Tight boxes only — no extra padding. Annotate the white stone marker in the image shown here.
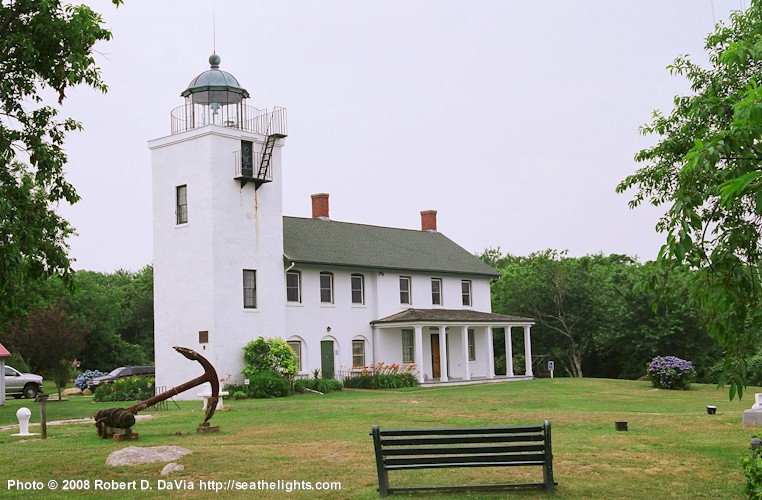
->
[12,407,36,436]
[744,393,762,425]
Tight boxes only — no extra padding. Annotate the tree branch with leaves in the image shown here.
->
[0,0,122,323]
[617,2,762,399]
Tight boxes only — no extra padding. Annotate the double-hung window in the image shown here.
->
[352,340,365,368]
[400,276,412,305]
[401,329,414,363]
[351,274,365,305]
[431,278,442,306]
[288,341,302,371]
[286,271,301,303]
[243,270,257,309]
[320,272,334,304]
[176,185,188,225]
[461,280,472,306]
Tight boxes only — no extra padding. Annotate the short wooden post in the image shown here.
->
[36,394,49,439]
[371,425,389,497]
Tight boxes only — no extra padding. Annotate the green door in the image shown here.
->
[321,340,335,379]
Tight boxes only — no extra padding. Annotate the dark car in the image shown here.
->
[4,365,44,399]
[89,365,155,389]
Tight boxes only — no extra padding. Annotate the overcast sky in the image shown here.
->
[56,0,747,272]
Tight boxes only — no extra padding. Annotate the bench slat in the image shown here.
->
[385,459,546,470]
[386,453,546,467]
[379,425,544,437]
[380,434,543,446]
[381,443,546,456]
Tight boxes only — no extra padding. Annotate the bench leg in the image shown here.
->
[371,425,389,497]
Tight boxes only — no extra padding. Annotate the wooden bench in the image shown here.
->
[370,421,555,496]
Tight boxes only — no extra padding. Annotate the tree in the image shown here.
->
[616,3,762,398]
[0,0,122,320]
[490,250,603,377]
[8,302,85,399]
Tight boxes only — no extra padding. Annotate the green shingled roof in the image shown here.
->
[283,217,499,278]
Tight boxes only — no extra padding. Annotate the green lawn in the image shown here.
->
[0,378,756,499]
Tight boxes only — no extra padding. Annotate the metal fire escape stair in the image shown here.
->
[236,107,287,189]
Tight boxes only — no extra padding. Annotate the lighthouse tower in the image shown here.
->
[148,54,287,396]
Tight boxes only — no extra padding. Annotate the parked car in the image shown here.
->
[89,365,155,390]
[3,366,44,399]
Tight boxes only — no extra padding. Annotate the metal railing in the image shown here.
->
[170,103,288,136]
[233,149,271,182]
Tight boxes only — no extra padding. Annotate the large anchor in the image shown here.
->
[94,346,220,440]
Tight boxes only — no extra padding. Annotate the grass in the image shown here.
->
[0,378,756,499]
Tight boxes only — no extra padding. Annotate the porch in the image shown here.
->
[370,309,536,385]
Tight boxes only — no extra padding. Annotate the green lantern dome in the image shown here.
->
[181,53,250,105]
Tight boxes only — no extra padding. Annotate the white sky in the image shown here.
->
[56,0,747,272]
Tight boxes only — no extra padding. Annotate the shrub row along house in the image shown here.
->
[149,54,536,397]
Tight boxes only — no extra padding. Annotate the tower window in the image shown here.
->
[176,185,188,225]
[243,269,257,309]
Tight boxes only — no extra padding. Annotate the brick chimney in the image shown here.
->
[421,210,437,231]
[311,193,330,219]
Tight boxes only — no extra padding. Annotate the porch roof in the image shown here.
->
[371,308,534,326]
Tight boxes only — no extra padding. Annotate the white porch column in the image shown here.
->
[505,326,514,377]
[486,327,495,379]
[371,326,378,366]
[414,325,424,383]
[524,325,534,377]
[439,326,448,382]
[461,326,470,381]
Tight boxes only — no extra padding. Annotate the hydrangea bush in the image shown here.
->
[647,356,696,390]
[74,370,107,390]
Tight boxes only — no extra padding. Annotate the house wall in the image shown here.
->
[150,125,285,398]
[285,267,494,376]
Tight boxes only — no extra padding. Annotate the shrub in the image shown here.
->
[232,391,247,400]
[647,356,696,390]
[741,436,762,499]
[74,370,107,390]
[343,362,419,389]
[245,370,290,398]
[242,337,298,379]
[93,376,155,402]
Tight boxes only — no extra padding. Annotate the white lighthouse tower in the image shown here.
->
[148,54,287,396]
